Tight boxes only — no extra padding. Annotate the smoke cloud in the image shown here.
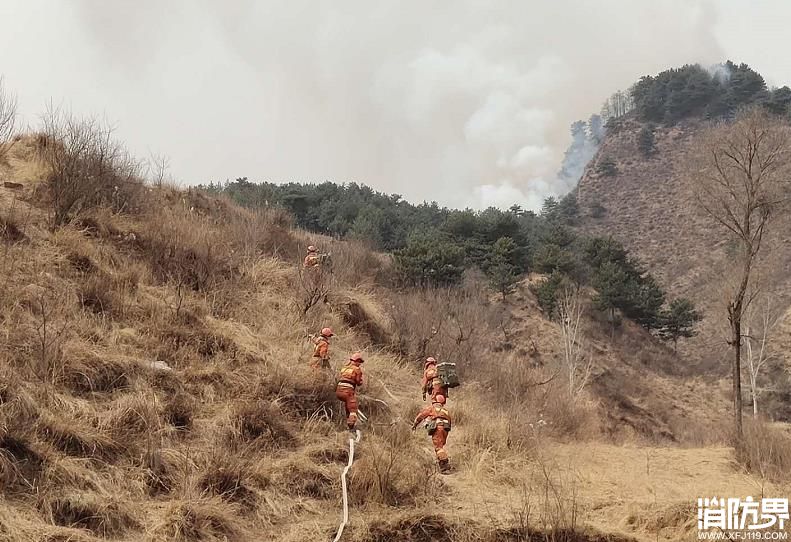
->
[0,0,756,209]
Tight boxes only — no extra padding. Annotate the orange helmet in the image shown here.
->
[349,352,364,363]
[424,357,436,367]
[433,394,446,405]
[321,327,334,337]
[307,245,317,253]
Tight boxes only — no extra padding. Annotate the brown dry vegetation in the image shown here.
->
[0,132,787,542]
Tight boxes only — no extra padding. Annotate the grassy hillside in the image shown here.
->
[576,116,791,419]
[0,135,788,542]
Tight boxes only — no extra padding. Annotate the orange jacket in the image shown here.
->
[337,362,363,388]
[413,404,451,427]
[313,337,330,359]
[421,364,442,393]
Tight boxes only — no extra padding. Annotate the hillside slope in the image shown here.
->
[577,117,791,381]
[0,137,787,542]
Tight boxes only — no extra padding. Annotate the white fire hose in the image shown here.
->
[332,427,362,542]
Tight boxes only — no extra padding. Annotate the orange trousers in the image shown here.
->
[431,426,449,462]
[335,386,358,429]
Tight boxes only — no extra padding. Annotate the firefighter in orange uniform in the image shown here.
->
[304,245,320,268]
[336,352,364,432]
[420,357,448,402]
[311,327,334,369]
[412,394,451,472]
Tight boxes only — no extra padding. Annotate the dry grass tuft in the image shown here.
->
[269,456,336,500]
[228,399,295,450]
[739,418,791,481]
[148,497,243,542]
[55,351,134,396]
[350,425,442,507]
[198,455,261,510]
[0,435,47,494]
[39,490,139,537]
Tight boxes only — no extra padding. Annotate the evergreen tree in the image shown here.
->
[486,237,522,300]
[765,86,791,116]
[533,270,573,317]
[658,298,703,350]
[596,156,618,177]
[637,124,656,157]
[393,232,465,287]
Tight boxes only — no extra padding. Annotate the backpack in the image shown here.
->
[436,362,460,389]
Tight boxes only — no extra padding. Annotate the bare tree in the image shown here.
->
[40,105,141,227]
[148,152,170,188]
[691,108,791,441]
[743,295,779,417]
[0,76,17,163]
[557,288,592,400]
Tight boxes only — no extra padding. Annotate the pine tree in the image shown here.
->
[486,237,522,300]
[637,124,656,157]
[596,156,618,177]
[658,298,703,350]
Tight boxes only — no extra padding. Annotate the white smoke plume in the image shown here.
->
[0,1,727,209]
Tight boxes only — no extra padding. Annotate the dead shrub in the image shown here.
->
[40,107,144,228]
[229,399,295,450]
[149,498,243,542]
[739,418,791,481]
[387,281,499,372]
[40,491,139,537]
[0,76,17,165]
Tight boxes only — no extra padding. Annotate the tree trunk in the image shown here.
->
[730,312,743,442]
[753,392,758,417]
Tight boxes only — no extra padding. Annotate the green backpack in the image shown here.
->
[436,362,460,389]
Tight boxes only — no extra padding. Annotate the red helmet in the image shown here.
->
[424,357,436,367]
[307,245,317,253]
[433,394,446,405]
[349,352,364,363]
[321,327,334,337]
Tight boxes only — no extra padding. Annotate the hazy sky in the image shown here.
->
[1,1,790,210]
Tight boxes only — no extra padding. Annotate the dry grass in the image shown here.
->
[739,418,791,481]
[0,128,783,542]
